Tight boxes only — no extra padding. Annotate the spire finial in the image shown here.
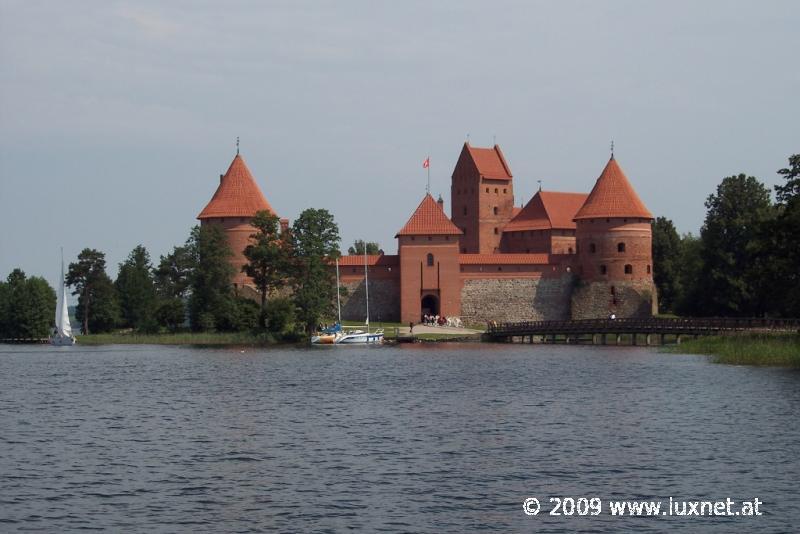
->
[537,179,542,192]
[466,133,470,144]
[610,140,614,159]
[236,137,240,155]
[493,134,496,146]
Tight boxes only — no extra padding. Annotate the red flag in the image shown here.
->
[423,157,430,169]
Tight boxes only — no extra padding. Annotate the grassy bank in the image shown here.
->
[667,333,800,367]
[76,332,278,346]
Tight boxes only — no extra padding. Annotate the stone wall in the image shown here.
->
[340,278,400,323]
[460,275,574,324]
[570,279,657,319]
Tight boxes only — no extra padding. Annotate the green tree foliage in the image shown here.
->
[155,298,186,332]
[289,208,341,332]
[242,211,291,327]
[674,233,704,316]
[187,224,236,331]
[347,239,381,255]
[115,245,157,331]
[0,269,56,338]
[651,217,682,313]
[765,154,800,316]
[67,248,119,334]
[264,297,296,334]
[696,174,775,316]
[75,273,121,333]
[153,244,195,299]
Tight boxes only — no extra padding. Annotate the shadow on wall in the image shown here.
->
[340,279,400,322]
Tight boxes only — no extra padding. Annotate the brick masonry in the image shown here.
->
[340,278,400,323]
[570,279,658,319]
[460,275,574,324]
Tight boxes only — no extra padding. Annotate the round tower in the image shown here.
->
[571,156,657,318]
[197,153,280,290]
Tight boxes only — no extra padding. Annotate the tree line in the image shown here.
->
[652,154,799,317]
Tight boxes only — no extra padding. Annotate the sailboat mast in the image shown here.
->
[335,257,341,324]
[364,245,369,329]
[55,249,64,331]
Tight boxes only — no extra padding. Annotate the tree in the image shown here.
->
[766,154,800,316]
[115,245,157,331]
[242,210,291,327]
[675,233,703,316]
[66,248,115,334]
[347,240,381,255]
[153,244,195,299]
[0,269,56,339]
[75,273,121,333]
[289,208,341,332]
[651,217,682,313]
[187,224,236,331]
[696,174,775,316]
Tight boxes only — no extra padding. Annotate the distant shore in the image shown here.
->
[667,332,800,367]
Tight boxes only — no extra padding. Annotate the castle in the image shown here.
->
[198,143,657,325]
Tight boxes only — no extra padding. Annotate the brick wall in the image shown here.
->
[460,275,574,325]
[570,279,657,319]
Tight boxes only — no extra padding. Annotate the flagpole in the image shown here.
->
[426,154,430,194]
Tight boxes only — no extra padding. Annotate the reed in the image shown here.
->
[668,333,800,367]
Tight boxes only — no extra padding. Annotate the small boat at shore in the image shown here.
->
[50,249,76,346]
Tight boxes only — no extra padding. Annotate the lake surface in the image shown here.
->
[1,343,798,533]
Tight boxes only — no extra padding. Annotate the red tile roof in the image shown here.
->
[197,154,275,219]
[396,194,463,236]
[466,143,512,180]
[504,191,588,231]
[573,157,653,220]
[337,255,399,266]
[459,253,550,265]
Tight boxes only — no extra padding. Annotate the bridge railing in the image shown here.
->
[487,317,800,336]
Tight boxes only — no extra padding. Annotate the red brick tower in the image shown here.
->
[571,156,656,318]
[396,194,463,324]
[450,143,514,254]
[197,153,282,289]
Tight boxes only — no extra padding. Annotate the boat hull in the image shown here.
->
[50,335,76,346]
[336,332,384,344]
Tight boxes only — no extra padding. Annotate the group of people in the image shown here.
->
[421,315,463,328]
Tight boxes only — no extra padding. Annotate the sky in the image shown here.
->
[1,0,798,293]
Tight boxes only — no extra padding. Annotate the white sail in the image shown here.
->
[58,272,72,337]
[52,251,74,344]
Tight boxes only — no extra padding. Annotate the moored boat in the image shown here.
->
[50,249,76,346]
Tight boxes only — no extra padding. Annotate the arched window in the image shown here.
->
[427,253,434,266]
[610,286,615,295]
[493,206,498,215]
[647,264,651,274]
[494,227,499,235]
[503,188,507,193]
[568,247,573,254]
[494,188,499,193]
[589,243,597,253]
[485,187,489,193]
[618,242,626,253]
[600,265,607,275]
[624,264,633,274]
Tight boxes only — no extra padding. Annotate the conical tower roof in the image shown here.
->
[198,154,275,219]
[573,157,652,220]
[395,194,463,237]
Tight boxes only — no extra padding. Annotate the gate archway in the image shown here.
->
[421,294,439,318]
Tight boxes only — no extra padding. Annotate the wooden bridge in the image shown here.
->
[486,317,800,345]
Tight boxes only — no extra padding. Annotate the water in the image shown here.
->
[1,343,798,533]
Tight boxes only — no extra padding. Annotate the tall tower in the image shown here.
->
[197,153,280,289]
[450,143,514,254]
[396,194,463,324]
[571,156,657,318]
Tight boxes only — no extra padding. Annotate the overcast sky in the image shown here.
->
[1,0,798,292]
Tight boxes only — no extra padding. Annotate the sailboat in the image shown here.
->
[335,247,383,344]
[50,249,76,346]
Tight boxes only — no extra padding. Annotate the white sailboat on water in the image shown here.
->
[50,249,76,346]
[335,247,383,344]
